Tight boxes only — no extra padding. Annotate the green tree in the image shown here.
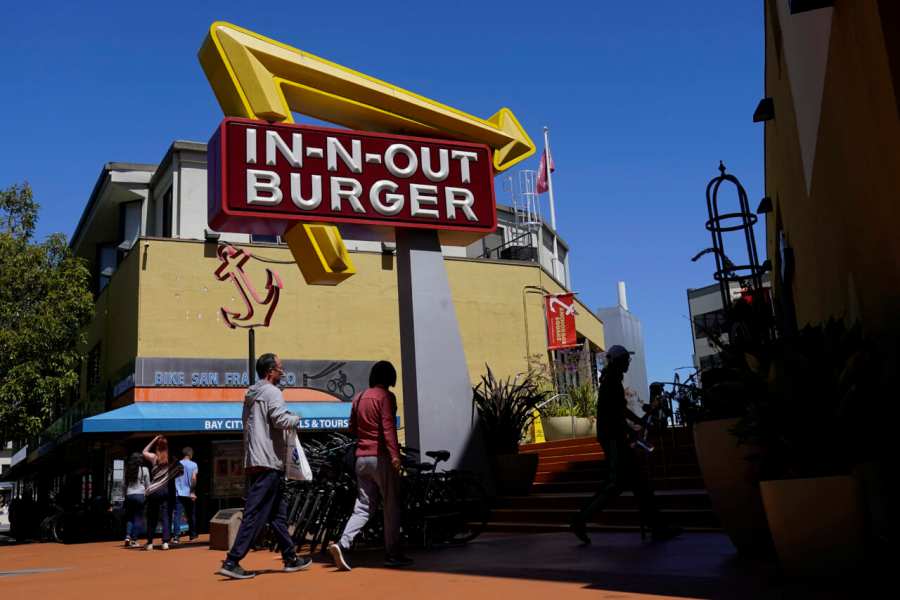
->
[0,183,93,441]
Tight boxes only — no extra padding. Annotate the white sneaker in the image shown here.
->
[145,544,153,551]
[161,542,170,550]
[328,542,352,571]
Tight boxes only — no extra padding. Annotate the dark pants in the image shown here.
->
[226,469,295,563]
[145,489,170,544]
[575,437,661,530]
[124,493,145,539]
[172,496,196,538]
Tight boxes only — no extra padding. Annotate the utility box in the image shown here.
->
[209,508,243,551]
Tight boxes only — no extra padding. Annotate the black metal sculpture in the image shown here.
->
[694,161,766,309]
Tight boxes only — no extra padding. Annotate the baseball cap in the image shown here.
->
[605,345,635,361]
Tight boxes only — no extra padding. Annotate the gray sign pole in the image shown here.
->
[396,229,487,472]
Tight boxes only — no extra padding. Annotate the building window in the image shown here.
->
[109,459,124,503]
[96,243,117,293]
[699,354,723,371]
[81,474,93,502]
[693,309,727,340]
[162,187,173,238]
[250,234,281,244]
[86,343,102,389]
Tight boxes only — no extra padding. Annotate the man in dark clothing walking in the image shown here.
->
[570,345,682,544]
[218,353,312,580]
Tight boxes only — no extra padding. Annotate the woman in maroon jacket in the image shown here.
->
[328,361,412,570]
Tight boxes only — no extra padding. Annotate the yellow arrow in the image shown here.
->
[198,21,536,172]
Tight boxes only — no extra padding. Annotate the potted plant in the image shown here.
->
[472,366,550,496]
[688,291,777,557]
[733,319,875,577]
[542,382,597,440]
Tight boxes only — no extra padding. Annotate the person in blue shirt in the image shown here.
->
[171,446,199,543]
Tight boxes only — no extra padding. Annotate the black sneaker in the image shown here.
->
[328,542,352,571]
[218,560,256,580]
[651,525,683,542]
[384,554,414,568]
[570,519,591,545]
[283,555,312,572]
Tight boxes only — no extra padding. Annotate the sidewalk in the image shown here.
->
[0,532,869,599]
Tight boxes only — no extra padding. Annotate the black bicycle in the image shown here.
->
[261,434,489,553]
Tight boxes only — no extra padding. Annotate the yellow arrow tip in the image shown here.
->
[488,108,536,173]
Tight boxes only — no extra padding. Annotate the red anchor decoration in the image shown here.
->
[214,244,283,329]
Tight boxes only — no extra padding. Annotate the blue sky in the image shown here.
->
[0,1,764,387]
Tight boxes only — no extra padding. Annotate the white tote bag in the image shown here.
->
[285,431,313,481]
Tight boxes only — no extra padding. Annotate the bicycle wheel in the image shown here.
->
[446,474,489,544]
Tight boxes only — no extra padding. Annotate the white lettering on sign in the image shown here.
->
[421,147,449,182]
[204,419,244,431]
[410,184,439,218]
[327,137,362,173]
[450,150,478,183]
[154,371,186,386]
[445,187,477,221]
[290,173,322,210]
[247,170,282,205]
[384,144,418,178]
[297,417,350,430]
[330,177,365,212]
[215,121,497,237]
[266,131,303,168]
[370,180,404,216]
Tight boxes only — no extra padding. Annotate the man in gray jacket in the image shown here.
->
[219,353,312,580]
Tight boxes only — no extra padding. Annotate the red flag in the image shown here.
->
[544,293,577,349]
[536,147,555,194]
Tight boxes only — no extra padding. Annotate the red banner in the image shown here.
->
[545,293,578,350]
[208,118,496,245]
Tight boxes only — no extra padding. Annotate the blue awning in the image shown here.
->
[79,402,351,433]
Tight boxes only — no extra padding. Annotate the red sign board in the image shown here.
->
[545,293,578,350]
[208,118,497,245]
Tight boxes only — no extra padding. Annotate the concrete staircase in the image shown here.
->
[486,429,719,534]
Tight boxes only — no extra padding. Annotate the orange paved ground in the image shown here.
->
[0,533,868,599]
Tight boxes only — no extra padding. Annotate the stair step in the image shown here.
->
[495,490,712,511]
[532,477,706,493]
[489,508,718,528]
[536,465,702,483]
[520,437,598,453]
[538,446,606,465]
[483,522,721,534]
[525,444,604,459]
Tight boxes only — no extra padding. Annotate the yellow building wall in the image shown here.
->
[132,238,604,405]
[81,245,141,401]
[764,0,900,334]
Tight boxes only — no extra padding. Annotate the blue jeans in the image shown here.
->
[172,496,196,538]
[145,489,170,544]
[124,493,145,539]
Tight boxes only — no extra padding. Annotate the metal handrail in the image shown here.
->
[481,230,536,260]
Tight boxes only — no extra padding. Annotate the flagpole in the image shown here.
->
[543,126,560,281]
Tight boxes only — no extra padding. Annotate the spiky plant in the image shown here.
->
[473,365,551,455]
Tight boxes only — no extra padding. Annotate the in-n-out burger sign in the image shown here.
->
[208,118,497,244]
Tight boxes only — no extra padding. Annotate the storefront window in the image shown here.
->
[109,459,124,503]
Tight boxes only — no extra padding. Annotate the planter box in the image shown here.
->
[761,476,865,577]
[543,417,596,441]
[693,418,773,556]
